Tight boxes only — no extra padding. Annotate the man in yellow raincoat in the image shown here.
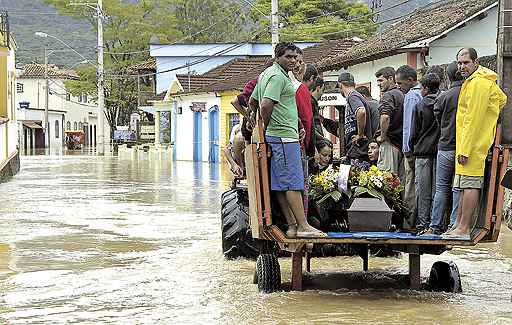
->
[445,48,507,239]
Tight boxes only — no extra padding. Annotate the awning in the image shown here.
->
[23,122,43,129]
[139,106,156,115]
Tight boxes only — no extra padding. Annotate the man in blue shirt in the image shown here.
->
[396,65,423,229]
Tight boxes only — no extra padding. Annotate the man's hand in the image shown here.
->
[376,135,388,145]
[299,128,306,142]
[458,155,469,165]
[247,116,255,131]
[231,164,244,178]
[351,134,366,144]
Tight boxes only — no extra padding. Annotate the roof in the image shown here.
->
[318,0,497,71]
[302,38,362,65]
[174,56,271,94]
[171,39,359,95]
[128,58,156,73]
[19,63,79,79]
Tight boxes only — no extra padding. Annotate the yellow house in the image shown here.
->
[0,12,18,183]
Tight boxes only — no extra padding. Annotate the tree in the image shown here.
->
[251,0,377,41]
[43,0,252,135]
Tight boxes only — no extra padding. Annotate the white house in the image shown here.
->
[149,42,318,94]
[318,0,498,98]
[16,64,98,152]
[0,17,19,182]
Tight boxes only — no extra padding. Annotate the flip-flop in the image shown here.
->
[297,231,327,238]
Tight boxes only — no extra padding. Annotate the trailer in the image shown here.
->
[240,120,509,293]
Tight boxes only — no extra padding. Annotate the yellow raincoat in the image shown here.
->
[456,66,507,176]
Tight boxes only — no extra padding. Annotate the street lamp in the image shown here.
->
[34,32,96,151]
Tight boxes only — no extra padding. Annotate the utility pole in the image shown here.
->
[44,47,50,150]
[498,0,512,144]
[271,0,279,57]
[97,0,106,155]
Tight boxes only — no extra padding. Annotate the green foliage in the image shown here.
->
[41,0,254,132]
[251,0,377,41]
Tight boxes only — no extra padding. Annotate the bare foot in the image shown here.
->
[297,225,327,237]
[449,228,469,237]
[286,225,297,238]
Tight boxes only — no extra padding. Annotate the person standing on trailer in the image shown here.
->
[249,42,326,238]
[446,48,507,239]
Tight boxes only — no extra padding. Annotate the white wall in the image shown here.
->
[427,6,497,65]
[325,53,408,100]
[173,93,220,161]
[16,76,99,147]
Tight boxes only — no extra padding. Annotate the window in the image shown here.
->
[226,113,240,142]
[55,120,59,138]
[66,121,71,130]
[74,122,77,130]
[78,94,82,102]
[82,93,88,103]
[66,93,71,101]
[16,83,23,93]
[79,122,83,130]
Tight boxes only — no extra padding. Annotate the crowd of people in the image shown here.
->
[224,43,507,239]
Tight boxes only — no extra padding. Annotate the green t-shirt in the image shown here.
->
[251,63,299,139]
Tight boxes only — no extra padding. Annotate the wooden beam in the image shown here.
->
[291,252,303,291]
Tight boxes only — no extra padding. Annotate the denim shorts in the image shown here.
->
[266,136,305,191]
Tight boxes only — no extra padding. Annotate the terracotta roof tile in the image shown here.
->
[20,63,79,79]
[173,39,358,94]
[128,58,156,72]
[318,0,497,71]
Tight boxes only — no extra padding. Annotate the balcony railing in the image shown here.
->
[0,11,10,49]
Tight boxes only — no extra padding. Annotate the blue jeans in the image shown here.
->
[415,157,436,231]
[430,150,461,231]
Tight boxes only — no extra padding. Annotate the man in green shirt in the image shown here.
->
[250,42,325,238]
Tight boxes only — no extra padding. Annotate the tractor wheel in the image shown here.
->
[428,261,462,293]
[256,254,281,293]
[221,188,259,259]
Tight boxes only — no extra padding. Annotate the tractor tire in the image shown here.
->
[221,188,259,259]
[428,261,462,293]
[256,254,281,293]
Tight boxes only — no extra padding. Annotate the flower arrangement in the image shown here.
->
[309,165,342,205]
[309,164,406,216]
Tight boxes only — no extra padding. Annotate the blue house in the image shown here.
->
[149,42,318,93]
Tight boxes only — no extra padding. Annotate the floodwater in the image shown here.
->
[0,154,511,324]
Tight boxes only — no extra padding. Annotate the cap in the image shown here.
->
[338,72,355,84]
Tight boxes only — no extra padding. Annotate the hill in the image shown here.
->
[0,0,95,67]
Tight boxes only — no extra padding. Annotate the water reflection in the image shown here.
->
[0,155,510,324]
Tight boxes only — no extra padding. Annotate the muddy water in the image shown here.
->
[0,155,511,324]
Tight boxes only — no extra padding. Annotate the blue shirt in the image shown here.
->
[402,85,422,154]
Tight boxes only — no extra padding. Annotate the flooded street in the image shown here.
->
[0,155,511,324]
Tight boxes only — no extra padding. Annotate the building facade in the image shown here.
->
[150,42,318,94]
[16,64,98,152]
[319,0,498,99]
[0,12,19,183]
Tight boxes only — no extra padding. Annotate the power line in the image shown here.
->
[302,0,411,22]
[104,2,252,56]
[105,28,268,80]
[281,0,446,38]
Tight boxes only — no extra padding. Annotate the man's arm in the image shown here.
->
[223,145,243,177]
[355,107,366,138]
[231,97,249,119]
[377,92,394,143]
[409,104,421,152]
[433,94,445,127]
[260,98,276,131]
[459,81,492,159]
[322,118,339,137]
[378,114,390,143]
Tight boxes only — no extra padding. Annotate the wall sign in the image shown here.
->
[191,102,207,112]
